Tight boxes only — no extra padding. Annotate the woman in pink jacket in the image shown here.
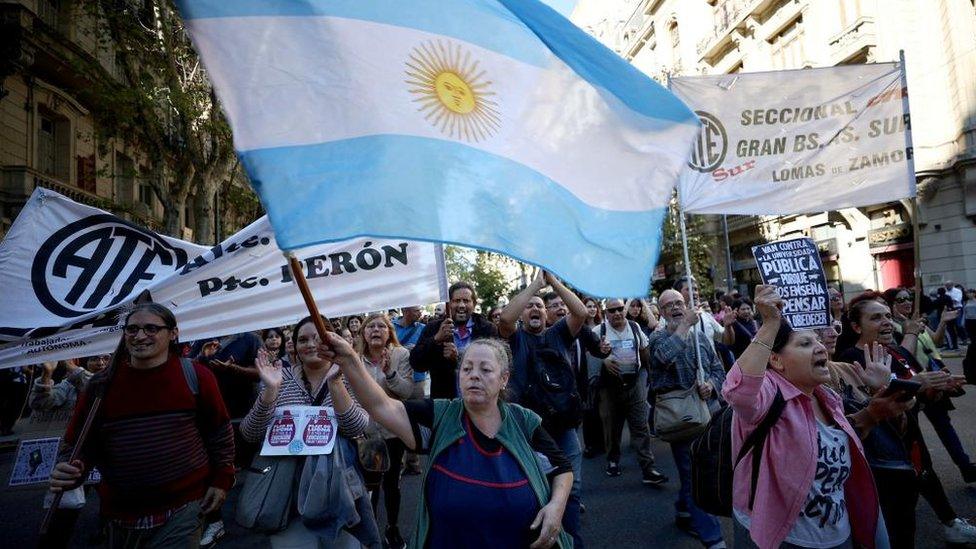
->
[722,285,883,549]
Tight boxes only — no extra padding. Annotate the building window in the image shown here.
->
[837,0,863,28]
[668,20,680,64]
[37,109,70,182]
[115,152,136,204]
[769,16,805,69]
[138,182,154,208]
[77,154,96,193]
[37,0,61,29]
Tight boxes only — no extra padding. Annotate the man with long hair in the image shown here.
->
[50,303,235,547]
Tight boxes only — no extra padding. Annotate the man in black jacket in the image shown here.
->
[409,281,497,398]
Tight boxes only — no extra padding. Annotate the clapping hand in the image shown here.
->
[914,370,952,392]
[201,339,221,358]
[941,309,960,323]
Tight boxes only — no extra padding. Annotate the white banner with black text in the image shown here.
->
[0,188,448,368]
[672,63,915,214]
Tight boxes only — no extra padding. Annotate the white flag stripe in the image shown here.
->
[190,16,692,211]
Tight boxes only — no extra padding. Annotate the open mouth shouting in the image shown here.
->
[526,310,545,329]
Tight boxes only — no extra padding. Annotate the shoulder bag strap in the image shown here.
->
[179,358,199,396]
[733,388,786,510]
[627,321,642,370]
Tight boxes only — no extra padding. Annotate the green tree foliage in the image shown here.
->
[443,246,517,310]
[658,199,716,300]
[83,0,237,240]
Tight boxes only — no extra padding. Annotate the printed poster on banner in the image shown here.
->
[672,63,916,214]
[752,238,830,329]
[261,406,338,457]
[0,188,448,368]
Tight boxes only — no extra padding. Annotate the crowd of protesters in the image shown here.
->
[0,273,968,548]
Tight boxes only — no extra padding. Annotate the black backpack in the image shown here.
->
[690,389,785,517]
[526,347,581,433]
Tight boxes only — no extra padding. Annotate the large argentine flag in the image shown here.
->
[177,0,700,297]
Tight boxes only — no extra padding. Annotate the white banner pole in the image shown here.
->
[671,71,706,382]
[677,191,705,382]
[899,50,922,316]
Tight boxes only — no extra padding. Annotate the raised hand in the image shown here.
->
[679,304,701,330]
[902,315,924,336]
[255,348,283,391]
[201,339,221,358]
[859,342,893,391]
[316,331,359,367]
[721,306,736,328]
[434,317,454,343]
[41,361,57,383]
[753,285,784,323]
[542,270,558,288]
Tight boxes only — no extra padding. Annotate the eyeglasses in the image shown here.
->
[659,301,685,310]
[894,296,914,304]
[606,307,624,314]
[123,324,169,336]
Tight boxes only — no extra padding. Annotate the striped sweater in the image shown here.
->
[61,355,236,520]
[240,365,369,443]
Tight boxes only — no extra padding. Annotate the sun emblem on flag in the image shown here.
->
[405,41,500,142]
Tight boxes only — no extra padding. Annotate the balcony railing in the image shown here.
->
[697,0,760,57]
[7,167,163,232]
[37,0,59,28]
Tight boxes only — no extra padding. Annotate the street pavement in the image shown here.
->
[2,356,974,548]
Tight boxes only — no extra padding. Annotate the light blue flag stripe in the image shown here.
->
[239,135,668,298]
[176,0,697,124]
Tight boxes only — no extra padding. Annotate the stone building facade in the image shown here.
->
[0,0,253,243]
[573,0,976,298]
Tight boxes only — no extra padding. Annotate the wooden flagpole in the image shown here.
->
[286,253,334,340]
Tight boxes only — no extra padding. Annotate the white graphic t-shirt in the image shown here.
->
[735,420,852,548]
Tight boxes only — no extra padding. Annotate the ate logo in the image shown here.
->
[31,215,190,317]
[688,110,727,173]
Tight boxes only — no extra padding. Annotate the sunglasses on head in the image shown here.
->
[606,306,624,314]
